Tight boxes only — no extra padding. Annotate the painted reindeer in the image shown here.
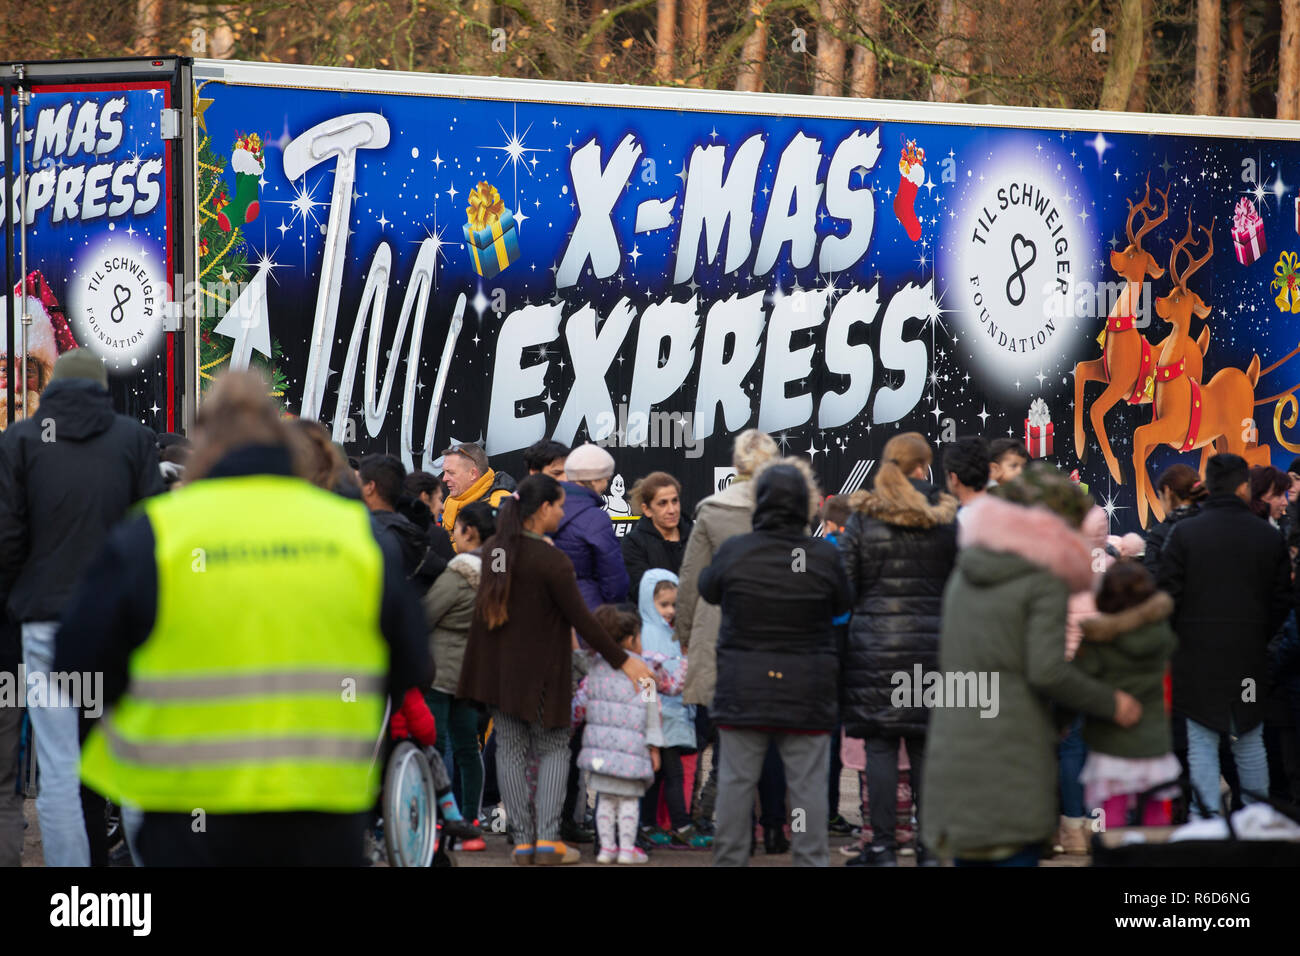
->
[1132,215,1270,527]
[1073,179,1210,485]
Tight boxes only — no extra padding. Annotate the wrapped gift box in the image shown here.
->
[1232,198,1265,266]
[463,208,519,280]
[1024,418,1054,458]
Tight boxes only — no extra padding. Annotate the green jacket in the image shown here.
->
[423,553,480,695]
[923,496,1118,861]
[1074,592,1177,758]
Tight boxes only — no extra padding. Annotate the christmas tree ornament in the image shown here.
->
[217,133,265,233]
[893,139,925,242]
[1272,251,1300,313]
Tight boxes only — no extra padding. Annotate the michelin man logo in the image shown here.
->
[602,473,638,537]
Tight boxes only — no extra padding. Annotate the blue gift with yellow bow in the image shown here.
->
[462,181,519,279]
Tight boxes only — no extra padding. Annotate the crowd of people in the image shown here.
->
[3,353,1300,867]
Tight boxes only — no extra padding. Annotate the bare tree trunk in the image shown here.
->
[1194,0,1221,115]
[848,0,881,98]
[656,0,678,83]
[681,0,707,87]
[815,0,847,96]
[1225,0,1246,116]
[1281,0,1300,119]
[1099,0,1143,110]
[207,4,237,61]
[586,0,609,65]
[133,0,163,55]
[1127,0,1154,111]
[931,0,973,102]
[736,2,769,92]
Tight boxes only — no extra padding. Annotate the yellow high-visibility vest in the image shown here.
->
[80,474,390,813]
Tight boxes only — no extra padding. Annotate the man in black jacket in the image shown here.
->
[699,461,851,867]
[0,349,164,866]
[1158,453,1294,818]
[360,454,444,595]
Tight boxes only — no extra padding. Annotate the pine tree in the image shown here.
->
[194,128,288,399]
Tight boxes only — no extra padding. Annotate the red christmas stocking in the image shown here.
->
[894,172,922,242]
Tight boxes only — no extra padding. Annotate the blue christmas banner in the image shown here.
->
[1,79,175,428]
[199,72,1300,531]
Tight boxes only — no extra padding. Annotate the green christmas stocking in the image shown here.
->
[218,137,265,233]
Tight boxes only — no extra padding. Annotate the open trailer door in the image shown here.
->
[1,55,195,436]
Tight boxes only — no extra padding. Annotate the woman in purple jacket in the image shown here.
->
[552,444,630,609]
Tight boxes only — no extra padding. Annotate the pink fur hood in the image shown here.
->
[958,494,1095,593]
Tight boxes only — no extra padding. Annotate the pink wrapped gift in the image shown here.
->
[1232,197,1265,266]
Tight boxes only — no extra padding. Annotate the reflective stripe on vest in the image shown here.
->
[80,475,390,814]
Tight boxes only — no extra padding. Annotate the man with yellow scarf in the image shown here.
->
[440,442,516,549]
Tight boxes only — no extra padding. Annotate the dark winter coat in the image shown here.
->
[837,476,958,738]
[1074,592,1178,758]
[698,464,852,732]
[1142,503,1200,580]
[0,379,164,622]
[1157,494,1294,735]
[552,482,629,609]
[457,534,628,729]
[621,514,692,600]
[370,509,445,595]
[922,495,1118,860]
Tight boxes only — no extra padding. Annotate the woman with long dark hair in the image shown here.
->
[1143,464,1208,578]
[1250,465,1291,527]
[457,474,654,865]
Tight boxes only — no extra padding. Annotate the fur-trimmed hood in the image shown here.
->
[958,494,1094,593]
[447,552,481,588]
[1081,591,1174,643]
[849,476,957,529]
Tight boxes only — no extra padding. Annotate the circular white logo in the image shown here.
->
[954,166,1090,386]
[72,244,164,367]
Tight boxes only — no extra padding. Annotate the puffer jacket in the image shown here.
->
[578,652,656,783]
[837,475,958,738]
[638,568,695,749]
[553,481,629,609]
[422,552,480,695]
[676,478,760,707]
[699,462,852,731]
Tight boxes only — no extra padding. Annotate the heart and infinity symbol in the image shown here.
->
[1005,233,1038,307]
[110,284,132,324]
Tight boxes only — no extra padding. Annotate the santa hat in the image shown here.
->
[2,271,77,366]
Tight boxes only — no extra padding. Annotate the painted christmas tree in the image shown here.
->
[196,127,287,399]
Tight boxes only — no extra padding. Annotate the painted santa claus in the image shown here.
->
[2,271,80,429]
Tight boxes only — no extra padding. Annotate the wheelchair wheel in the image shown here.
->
[382,741,438,867]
